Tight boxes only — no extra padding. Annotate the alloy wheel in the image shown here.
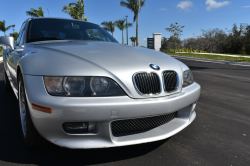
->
[19,81,27,137]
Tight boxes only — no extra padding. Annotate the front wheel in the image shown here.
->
[18,73,45,147]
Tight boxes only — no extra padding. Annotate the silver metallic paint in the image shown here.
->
[23,74,200,148]
[3,18,201,149]
[0,36,15,50]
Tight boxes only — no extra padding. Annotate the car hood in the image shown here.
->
[21,41,185,98]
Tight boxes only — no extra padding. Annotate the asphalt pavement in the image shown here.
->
[0,58,249,166]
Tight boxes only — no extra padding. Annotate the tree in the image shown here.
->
[0,46,4,53]
[9,32,19,41]
[244,25,250,54]
[161,36,182,50]
[120,0,145,47]
[115,19,133,44]
[62,0,88,21]
[165,22,184,50]
[130,36,136,46]
[26,7,44,17]
[101,21,115,36]
[0,20,15,36]
[246,25,250,33]
[178,23,249,54]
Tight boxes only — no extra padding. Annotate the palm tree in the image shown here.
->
[9,32,19,41]
[62,0,88,21]
[115,19,133,44]
[101,21,115,36]
[130,36,136,46]
[26,7,44,17]
[0,20,15,36]
[121,0,145,47]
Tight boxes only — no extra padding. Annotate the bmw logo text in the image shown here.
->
[149,64,160,70]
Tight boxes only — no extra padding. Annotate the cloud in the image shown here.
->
[242,6,250,8]
[205,0,230,11]
[177,1,193,11]
[158,7,167,11]
[143,38,147,42]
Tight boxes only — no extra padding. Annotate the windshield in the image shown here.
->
[26,19,118,43]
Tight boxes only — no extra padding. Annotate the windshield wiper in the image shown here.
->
[28,37,65,42]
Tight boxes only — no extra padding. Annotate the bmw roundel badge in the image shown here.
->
[149,64,160,70]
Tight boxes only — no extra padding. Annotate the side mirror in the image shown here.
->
[0,36,15,50]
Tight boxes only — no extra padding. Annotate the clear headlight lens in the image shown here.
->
[182,70,194,88]
[63,77,85,95]
[44,76,126,97]
[90,77,109,92]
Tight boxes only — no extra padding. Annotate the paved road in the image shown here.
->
[0,59,249,166]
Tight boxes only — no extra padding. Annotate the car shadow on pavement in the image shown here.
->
[0,80,169,166]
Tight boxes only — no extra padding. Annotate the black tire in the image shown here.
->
[4,70,11,92]
[18,73,45,148]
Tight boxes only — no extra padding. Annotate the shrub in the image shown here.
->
[163,48,207,53]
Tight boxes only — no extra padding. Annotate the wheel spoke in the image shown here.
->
[19,82,27,137]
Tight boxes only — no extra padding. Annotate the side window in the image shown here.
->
[15,22,26,47]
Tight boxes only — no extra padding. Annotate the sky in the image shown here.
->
[0,0,250,46]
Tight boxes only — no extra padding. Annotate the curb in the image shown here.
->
[171,55,250,67]
[175,52,250,58]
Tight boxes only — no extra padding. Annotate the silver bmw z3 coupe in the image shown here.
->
[0,18,200,149]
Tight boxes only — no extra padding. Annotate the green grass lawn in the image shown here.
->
[165,52,250,63]
[230,54,250,56]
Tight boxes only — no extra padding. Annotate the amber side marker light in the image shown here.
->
[32,103,52,114]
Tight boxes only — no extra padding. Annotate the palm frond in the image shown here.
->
[130,36,136,42]
[0,20,15,36]
[0,20,6,31]
[62,0,86,20]
[6,24,15,31]
[115,19,126,30]
[101,21,115,35]
[9,32,19,41]
[26,10,39,17]
[120,0,146,22]
[38,7,44,17]
[125,23,133,28]
[26,7,44,17]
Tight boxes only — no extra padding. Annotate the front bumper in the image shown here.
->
[24,75,200,149]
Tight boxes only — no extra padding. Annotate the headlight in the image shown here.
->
[182,70,194,88]
[63,77,85,95]
[44,76,126,97]
[90,77,109,92]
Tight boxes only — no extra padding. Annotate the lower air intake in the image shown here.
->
[111,111,177,137]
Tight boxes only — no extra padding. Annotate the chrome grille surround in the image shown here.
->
[162,70,179,93]
[132,72,162,96]
[111,111,178,137]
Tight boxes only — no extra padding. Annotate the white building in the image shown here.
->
[147,33,162,51]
